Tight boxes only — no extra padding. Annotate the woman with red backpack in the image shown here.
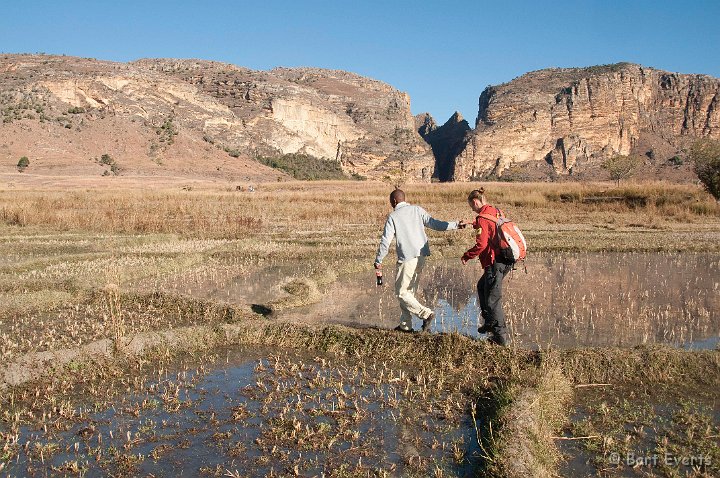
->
[461,188,526,346]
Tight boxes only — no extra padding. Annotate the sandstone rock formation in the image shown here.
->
[452,63,720,181]
[0,55,434,182]
[415,112,437,137]
[416,112,470,181]
[4,56,717,184]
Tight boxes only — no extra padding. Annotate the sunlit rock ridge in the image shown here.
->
[2,56,718,183]
[0,54,434,182]
[448,63,720,181]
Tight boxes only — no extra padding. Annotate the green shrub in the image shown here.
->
[157,117,178,145]
[601,154,642,185]
[68,106,85,114]
[255,153,351,180]
[95,154,120,175]
[224,147,241,158]
[17,156,29,171]
[668,155,684,166]
[691,139,720,200]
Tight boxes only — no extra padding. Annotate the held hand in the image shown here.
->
[461,257,468,265]
[374,262,382,270]
[459,218,475,229]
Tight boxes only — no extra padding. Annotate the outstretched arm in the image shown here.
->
[461,226,489,264]
[419,207,458,231]
[374,217,395,265]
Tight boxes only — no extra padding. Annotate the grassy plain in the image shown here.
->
[0,179,719,476]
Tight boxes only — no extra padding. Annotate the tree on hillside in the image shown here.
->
[17,156,29,172]
[601,154,642,186]
[690,139,720,200]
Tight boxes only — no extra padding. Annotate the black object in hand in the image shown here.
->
[375,269,383,286]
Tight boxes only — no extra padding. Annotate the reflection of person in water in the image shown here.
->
[375,189,465,333]
[422,264,474,311]
[461,188,511,346]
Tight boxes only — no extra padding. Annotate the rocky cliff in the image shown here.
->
[452,63,720,181]
[0,55,434,182]
[416,112,470,181]
[4,56,717,184]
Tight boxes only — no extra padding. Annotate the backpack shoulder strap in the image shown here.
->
[478,213,499,224]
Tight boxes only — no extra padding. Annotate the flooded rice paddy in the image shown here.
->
[3,348,482,477]
[281,252,720,349]
[146,251,720,350]
[2,249,719,476]
[559,384,720,477]
[152,262,300,307]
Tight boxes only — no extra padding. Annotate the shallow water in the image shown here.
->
[6,348,481,477]
[558,384,720,477]
[286,252,720,349]
[155,262,304,305]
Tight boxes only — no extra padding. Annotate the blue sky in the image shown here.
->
[1,1,718,123]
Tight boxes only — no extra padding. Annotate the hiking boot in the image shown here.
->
[488,332,509,346]
[477,323,492,334]
[421,312,435,332]
[393,325,415,333]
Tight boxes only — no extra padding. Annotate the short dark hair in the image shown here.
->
[390,189,405,203]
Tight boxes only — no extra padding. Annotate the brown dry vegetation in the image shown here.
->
[0,179,718,477]
[0,180,717,363]
[1,180,718,243]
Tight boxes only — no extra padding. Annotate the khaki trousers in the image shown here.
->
[395,256,433,329]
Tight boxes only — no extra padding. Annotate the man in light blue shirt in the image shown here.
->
[374,189,465,332]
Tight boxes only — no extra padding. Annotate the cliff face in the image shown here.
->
[4,56,717,184]
[416,112,470,181]
[453,63,720,181]
[0,55,434,182]
[270,68,433,180]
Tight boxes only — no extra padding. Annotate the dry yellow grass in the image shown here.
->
[0,179,718,477]
[0,179,716,363]
[1,180,718,238]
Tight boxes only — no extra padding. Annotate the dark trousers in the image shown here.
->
[477,261,511,345]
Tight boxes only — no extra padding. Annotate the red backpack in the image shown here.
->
[479,211,527,263]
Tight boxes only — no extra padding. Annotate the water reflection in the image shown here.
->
[289,252,720,349]
[8,348,479,477]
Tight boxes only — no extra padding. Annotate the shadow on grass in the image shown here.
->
[250,303,274,317]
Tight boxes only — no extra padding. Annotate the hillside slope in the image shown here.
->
[0,55,434,183]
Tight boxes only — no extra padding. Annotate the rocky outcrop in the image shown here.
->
[415,112,437,137]
[453,63,720,181]
[5,56,717,184]
[130,59,434,181]
[0,55,434,182]
[417,112,470,181]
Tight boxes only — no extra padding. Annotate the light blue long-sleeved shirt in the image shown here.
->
[375,202,458,264]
